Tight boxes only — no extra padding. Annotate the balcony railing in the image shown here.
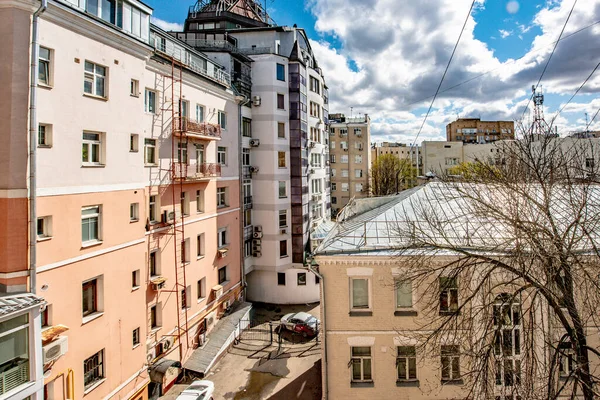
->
[172,163,221,181]
[238,46,274,55]
[174,117,221,139]
[244,196,253,210]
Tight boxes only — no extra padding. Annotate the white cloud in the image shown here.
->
[518,23,533,33]
[151,17,183,32]
[499,29,513,38]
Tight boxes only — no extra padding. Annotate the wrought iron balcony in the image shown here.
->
[172,163,221,181]
[174,117,221,140]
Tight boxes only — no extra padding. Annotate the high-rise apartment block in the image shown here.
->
[328,114,370,215]
[446,118,515,143]
[173,0,332,304]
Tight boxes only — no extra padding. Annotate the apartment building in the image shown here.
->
[371,141,422,175]
[421,141,508,176]
[329,114,371,215]
[172,0,331,304]
[446,118,515,143]
[1,0,243,398]
[314,184,600,399]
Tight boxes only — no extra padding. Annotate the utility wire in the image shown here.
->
[548,61,600,132]
[585,107,600,132]
[520,0,578,120]
[411,0,477,146]
[405,19,600,108]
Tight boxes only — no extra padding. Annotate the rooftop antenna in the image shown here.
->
[586,112,590,136]
[350,107,354,118]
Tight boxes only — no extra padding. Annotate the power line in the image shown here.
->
[520,0,578,120]
[404,19,600,108]
[585,107,600,131]
[411,0,477,146]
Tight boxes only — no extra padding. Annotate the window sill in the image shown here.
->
[197,255,205,261]
[280,255,289,259]
[441,379,463,385]
[396,380,419,387]
[217,205,229,209]
[130,219,139,223]
[130,94,140,98]
[350,381,374,388]
[130,149,139,153]
[82,164,106,168]
[150,326,162,334]
[37,236,52,243]
[38,83,53,90]
[196,211,205,214]
[37,144,52,149]
[439,310,460,316]
[394,310,418,317]
[83,93,108,102]
[144,163,158,168]
[81,240,103,249]
[132,286,140,292]
[84,379,106,395]
[349,311,372,317]
[219,280,230,287]
[82,311,104,325]
[197,297,206,304]
[279,197,288,199]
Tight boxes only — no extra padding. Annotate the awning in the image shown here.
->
[149,359,181,383]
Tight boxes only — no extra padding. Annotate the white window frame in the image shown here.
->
[81,206,101,244]
[441,345,461,382]
[38,123,52,148]
[397,346,417,382]
[196,104,205,122]
[218,146,227,165]
[130,79,139,97]
[350,347,373,383]
[149,195,158,223]
[39,46,52,86]
[350,277,371,311]
[130,203,139,222]
[217,187,227,208]
[37,216,52,240]
[279,210,287,228]
[144,89,157,114]
[197,233,205,258]
[218,228,228,248]
[196,190,205,213]
[278,181,287,198]
[395,279,413,309]
[144,139,157,165]
[84,60,107,98]
[130,134,139,152]
[82,132,103,166]
[218,110,227,130]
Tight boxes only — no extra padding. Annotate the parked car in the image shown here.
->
[280,312,320,337]
[176,380,214,400]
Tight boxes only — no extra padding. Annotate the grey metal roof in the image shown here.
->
[0,293,45,317]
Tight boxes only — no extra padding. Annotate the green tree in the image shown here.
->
[371,155,416,195]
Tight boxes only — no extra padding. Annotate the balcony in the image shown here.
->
[172,163,221,181]
[244,196,253,210]
[0,358,29,395]
[174,117,221,140]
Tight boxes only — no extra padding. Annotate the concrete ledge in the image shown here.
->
[349,311,372,317]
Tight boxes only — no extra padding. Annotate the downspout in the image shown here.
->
[307,261,327,399]
[29,0,48,295]
[236,95,250,299]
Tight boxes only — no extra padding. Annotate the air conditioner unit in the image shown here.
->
[253,231,263,239]
[250,139,260,147]
[168,211,175,221]
[253,245,262,252]
[161,337,173,351]
[146,348,157,364]
[151,277,167,290]
[252,96,261,107]
[43,336,68,364]
[253,238,262,246]
[253,251,262,257]
[254,225,262,232]
[218,248,229,258]
[197,332,207,348]
[212,285,224,299]
[280,228,288,235]
[309,141,316,148]
[249,166,259,173]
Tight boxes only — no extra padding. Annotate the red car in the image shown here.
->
[280,312,319,337]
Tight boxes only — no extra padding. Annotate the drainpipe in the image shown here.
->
[235,95,250,299]
[307,259,327,399]
[29,0,48,295]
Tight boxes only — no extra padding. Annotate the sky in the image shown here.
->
[147,0,600,144]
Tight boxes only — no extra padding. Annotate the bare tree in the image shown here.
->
[393,134,600,399]
[371,154,416,195]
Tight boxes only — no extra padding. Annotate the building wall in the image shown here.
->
[421,141,499,176]
[446,119,515,143]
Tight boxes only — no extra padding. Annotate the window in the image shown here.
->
[84,61,106,97]
[332,196,337,204]
[197,278,206,300]
[276,63,285,81]
[277,93,285,109]
[350,278,369,310]
[311,154,322,167]
[181,238,190,264]
[217,187,228,207]
[341,155,348,164]
[493,295,522,387]
[132,270,140,289]
[354,128,362,136]
[342,183,349,192]
[82,132,102,165]
[218,228,227,248]
[196,104,205,122]
[83,350,105,389]
[39,46,52,86]
[181,287,189,309]
[130,79,139,97]
[279,210,287,228]
[355,155,363,164]
[149,195,158,223]
[355,183,363,192]
[218,146,227,165]
[558,342,574,378]
[355,169,363,178]
[278,122,285,138]
[331,183,337,191]
[218,266,228,284]
[297,272,306,286]
[149,251,159,277]
[311,179,322,194]
[82,279,98,317]
[0,314,30,391]
[395,279,413,309]
[309,101,320,118]
[330,154,336,163]
[329,127,335,134]
[586,158,595,169]
[278,181,287,198]
[37,216,52,239]
[150,304,160,328]
[81,206,101,243]
[196,190,204,213]
[179,100,189,118]
[180,192,189,216]
[351,347,372,383]
[242,118,252,137]
[190,234,202,260]
[218,110,227,129]
[144,89,156,113]
[278,152,286,168]
[312,203,322,219]
[278,272,286,286]
[280,240,288,258]
[129,134,138,152]
[331,141,336,150]
[241,149,251,167]
[130,203,139,222]
[439,277,458,314]
[331,169,336,177]
[339,128,348,136]
[38,124,52,147]
[309,76,320,94]
[132,328,140,347]
[144,139,156,165]
[397,347,417,382]
[315,275,320,284]
[177,142,188,163]
[441,345,461,382]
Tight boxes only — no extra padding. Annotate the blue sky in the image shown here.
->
[148,0,600,143]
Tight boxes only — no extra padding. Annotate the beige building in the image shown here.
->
[314,184,600,399]
[329,114,371,215]
[421,141,504,176]
[446,118,515,143]
[371,142,422,175]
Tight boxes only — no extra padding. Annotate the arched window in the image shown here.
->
[493,294,522,398]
